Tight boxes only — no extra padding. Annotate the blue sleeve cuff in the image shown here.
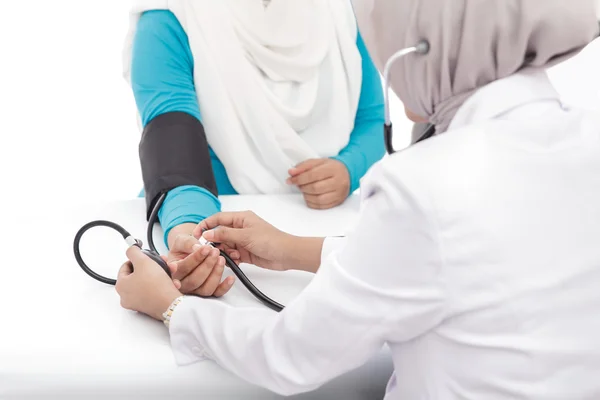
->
[331,154,362,195]
[333,118,385,194]
[158,185,221,248]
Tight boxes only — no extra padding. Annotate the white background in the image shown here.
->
[0,1,599,217]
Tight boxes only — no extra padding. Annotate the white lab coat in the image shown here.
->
[167,68,600,399]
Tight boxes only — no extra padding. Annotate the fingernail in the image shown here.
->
[286,179,292,184]
[203,230,214,240]
[202,246,211,255]
[227,277,235,285]
[192,244,202,252]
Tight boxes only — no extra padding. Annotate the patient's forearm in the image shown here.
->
[283,236,325,273]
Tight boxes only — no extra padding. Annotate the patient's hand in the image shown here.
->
[167,224,235,298]
[286,158,350,210]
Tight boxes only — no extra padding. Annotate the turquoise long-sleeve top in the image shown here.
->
[131,10,385,247]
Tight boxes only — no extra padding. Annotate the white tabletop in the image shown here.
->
[0,195,393,399]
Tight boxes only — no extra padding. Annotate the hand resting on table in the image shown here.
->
[287,158,351,210]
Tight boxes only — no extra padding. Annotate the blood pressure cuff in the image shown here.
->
[139,111,218,220]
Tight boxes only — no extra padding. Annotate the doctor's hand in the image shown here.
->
[193,211,292,271]
[287,158,350,210]
[167,229,235,298]
[115,246,182,321]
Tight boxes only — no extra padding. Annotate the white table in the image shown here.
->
[0,195,393,399]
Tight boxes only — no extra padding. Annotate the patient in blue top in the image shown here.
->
[128,7,385,297]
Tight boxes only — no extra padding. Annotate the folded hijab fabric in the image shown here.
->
[354,0,600,133]
[123,0,362,194]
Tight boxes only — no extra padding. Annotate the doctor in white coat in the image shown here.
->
[115,0,600,398]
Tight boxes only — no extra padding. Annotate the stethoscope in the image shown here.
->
[73,40,431,312]
[383,40,433,152]
[73,193,285,312]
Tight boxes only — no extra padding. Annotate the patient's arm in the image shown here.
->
[131,10,222,248]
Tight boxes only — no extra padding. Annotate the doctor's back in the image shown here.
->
[377,68,600,398]
[349,1,600,396]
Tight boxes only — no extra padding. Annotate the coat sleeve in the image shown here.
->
[167,162,447,396]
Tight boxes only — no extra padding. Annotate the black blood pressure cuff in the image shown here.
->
[139,112,218,220]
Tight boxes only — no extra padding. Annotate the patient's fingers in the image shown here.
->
[171,232,200,254]
[303,192,342,210]
[179,248,220,293]
[287,164,333,186]
[298,178,336,195]
[213,277,236,297]
[168,261,178,275]
[194,256,226,297]
[173,279,182,290]
[174,246,213,280]
[288,158,327,177]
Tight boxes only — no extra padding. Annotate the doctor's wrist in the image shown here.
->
[282,236,325,273]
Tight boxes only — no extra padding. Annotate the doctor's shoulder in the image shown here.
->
[367,125,492,192]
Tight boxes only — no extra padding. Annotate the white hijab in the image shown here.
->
[123,0,362,194]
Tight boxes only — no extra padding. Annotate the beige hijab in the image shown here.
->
[354,0,599,133]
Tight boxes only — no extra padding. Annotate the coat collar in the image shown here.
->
[448,68,563,132]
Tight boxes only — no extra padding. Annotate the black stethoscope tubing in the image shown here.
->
[73,193,284,312]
